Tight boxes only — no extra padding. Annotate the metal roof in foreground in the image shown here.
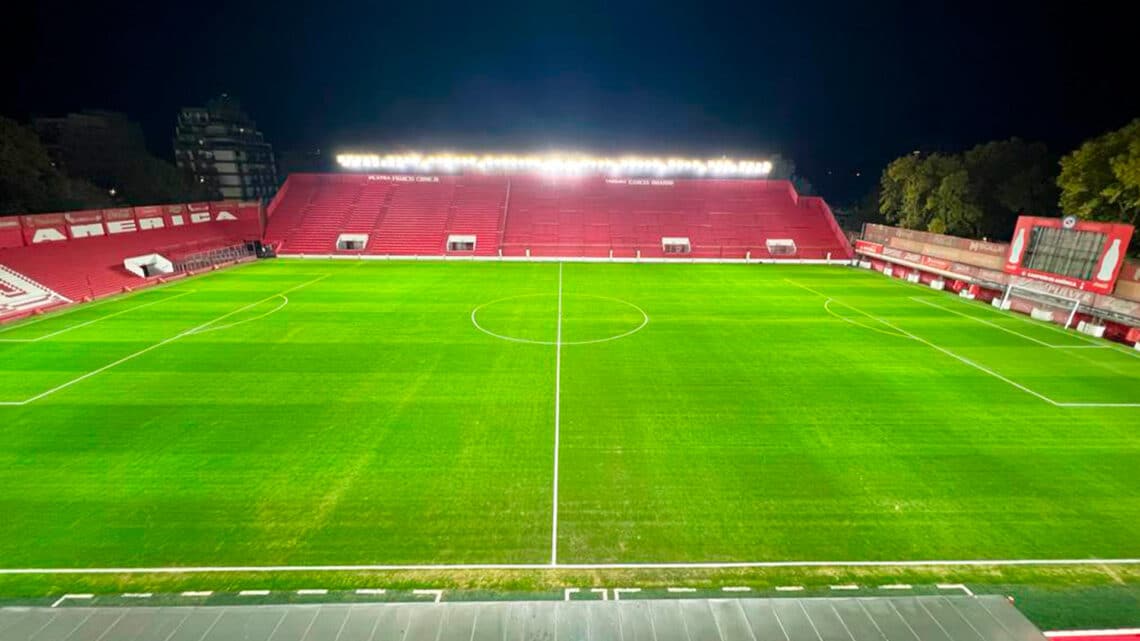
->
[0,595,1045,641]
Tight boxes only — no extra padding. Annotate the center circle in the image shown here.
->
[471,294,649,345]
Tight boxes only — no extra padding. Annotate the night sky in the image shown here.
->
[5,0,1136,202]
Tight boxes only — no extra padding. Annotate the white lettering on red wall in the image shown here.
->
[106,220,137,234]
[27,210,244,244]
[366,174,440,182]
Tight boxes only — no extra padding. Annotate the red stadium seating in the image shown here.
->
[0,175,851,323]
[266,174,508,256]
[368,178,457,255]
[265,173,852,260]
[444,175,509,256]
[0,218,253,304]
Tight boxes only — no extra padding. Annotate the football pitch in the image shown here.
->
[1,259,1137,583]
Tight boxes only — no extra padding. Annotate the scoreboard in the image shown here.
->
[1004,216,1134,294]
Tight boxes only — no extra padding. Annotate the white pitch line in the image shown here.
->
[613,588,641,601]
[589,588,609,601]
[824,298,912,339]
[1108,344,1140,360]
[0,296,118,336]
[240,590,270,596]
[563,588,580,601]
[936,583,974,597]
[1055,401,1140,408]
[910,297,1058,347]
[0,291,194,343]
[470,293,648,346]
[0,275,328,407]
[786,280,1060,407]
[550,262,563,566]
[723,586,753,592]
[913,297,1140,381]
[909,298,1138,406]
[1046,629,1140,638]
[413,589,443,604]
[960,289,1140,359]
[355,589,386,595]
[947,290,1104,346]
[830,585,859,591]
[50,593,93,608]
[774,586,803,592]
[667,587,697,593]
[180,591,213,597]
[297,589,327,595]
[880,584,912,590]
[1,558,1138,574]
[185,295,289,336]
[0,257,254,338]
[122,593,152,598]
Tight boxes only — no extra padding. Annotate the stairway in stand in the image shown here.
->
[368,178,458,255]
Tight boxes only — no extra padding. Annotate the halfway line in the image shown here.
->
[551,262,563,565]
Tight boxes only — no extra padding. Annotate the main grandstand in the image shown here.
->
[0,153,1137,632]
[265,154,851,261]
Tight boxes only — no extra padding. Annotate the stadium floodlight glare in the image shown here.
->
[334,153,773,177]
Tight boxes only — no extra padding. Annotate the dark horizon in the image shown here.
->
[5,0,1137,203]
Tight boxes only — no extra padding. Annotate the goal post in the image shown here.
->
[998,283,1082,329]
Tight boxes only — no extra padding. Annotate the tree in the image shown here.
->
[35,111,212,207]
[930,166,982,237]
[113,154,214,205]
[879,153,977,235]
[877,139,1058,240]
[0,116,110,215]
[0,116,59,214]
[1058,118,1140,230]
[963,139,1057,238]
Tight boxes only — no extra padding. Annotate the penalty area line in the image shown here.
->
[0,291,195,343]
[910,297,1058,348]
[787,280,1060,407]
[0,275,329,407]
[1,558,1137,574]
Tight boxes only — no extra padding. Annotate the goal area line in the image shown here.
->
[1,558,1137,575]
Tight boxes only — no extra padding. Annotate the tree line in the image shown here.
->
[0,115,213,216]
[846,118,1140,252]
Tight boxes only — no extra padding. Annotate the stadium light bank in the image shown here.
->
[335,153,773,178]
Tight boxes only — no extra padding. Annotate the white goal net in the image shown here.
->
[996,284,1082,329]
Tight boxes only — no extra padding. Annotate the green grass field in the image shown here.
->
[1,259,1137,595]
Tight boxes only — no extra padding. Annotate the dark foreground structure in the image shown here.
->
[0,595,1045,641]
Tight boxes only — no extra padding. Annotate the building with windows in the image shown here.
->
[174,95,278,200]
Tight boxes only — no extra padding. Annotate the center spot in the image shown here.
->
[472,294,649,345]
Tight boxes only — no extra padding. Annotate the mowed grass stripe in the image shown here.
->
[0,260,1136,575]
